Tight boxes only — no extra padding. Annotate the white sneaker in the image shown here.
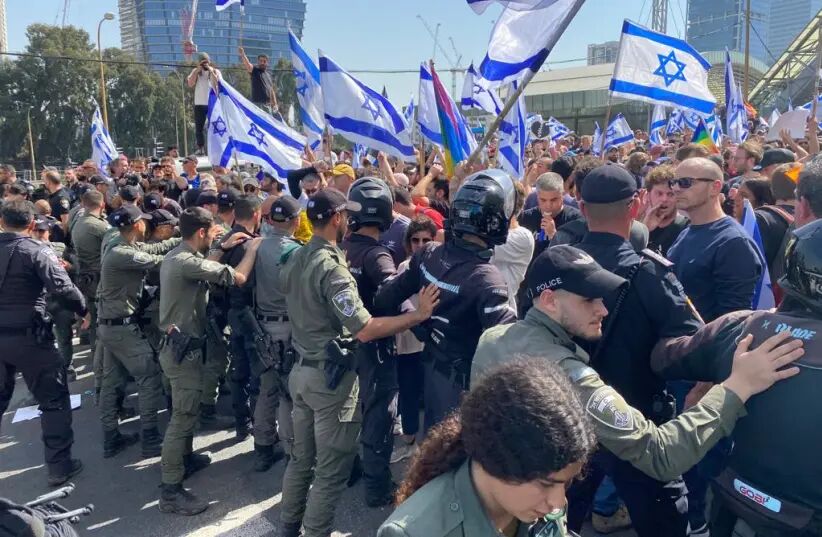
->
[390,441,418,464]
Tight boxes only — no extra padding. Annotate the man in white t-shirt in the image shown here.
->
[492,182,534,312]
[187,52,222,155]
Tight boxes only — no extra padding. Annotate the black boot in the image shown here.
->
[159,483,208,516]
[279,521,303,537]
[252,443,285,472]
[365,481,398,508]
[141,428,164,458]
[347,454,363,488]
[103,428,140,458]
[183,452,212,479]
[118,406,138,420]
[47,459,83,487]
[235,417,253,441]
[198,403,233,430]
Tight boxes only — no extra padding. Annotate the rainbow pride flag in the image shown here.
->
[692,117,720,154]
[430,63,475,177]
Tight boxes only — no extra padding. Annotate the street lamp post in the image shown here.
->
[97,12,115,129]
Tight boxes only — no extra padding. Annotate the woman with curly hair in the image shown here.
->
[378,359,596,537]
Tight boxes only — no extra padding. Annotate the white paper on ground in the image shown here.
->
[12,394,81,423]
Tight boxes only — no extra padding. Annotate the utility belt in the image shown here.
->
[0,314,55,345]
[714,468,817,533]
[98,316,139,327]
[425,347,472,391]
[255,313,289,323]
[161,326,207,364]
[0,326,36,337]
[323,338,357,390]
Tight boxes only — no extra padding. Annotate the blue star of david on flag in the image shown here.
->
[361,92,381,121]
[212,116,227,137]
[247,123,267,147]
[653,50,687,87]
[293,69,307,97]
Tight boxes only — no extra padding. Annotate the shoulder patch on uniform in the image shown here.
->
[332,290,357,317]
[640,248,673,268]
[567,364,598,384]
[60,198,70,209]
[585,386,634,431]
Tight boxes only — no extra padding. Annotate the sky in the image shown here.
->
[6,0,690,102]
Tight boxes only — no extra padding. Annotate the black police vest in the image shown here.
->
[343,236,389,314]
[730,311,822,511]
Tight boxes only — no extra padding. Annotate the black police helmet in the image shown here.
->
[779,218,822,315]
[449,169,515,247]
[347,177,394,232]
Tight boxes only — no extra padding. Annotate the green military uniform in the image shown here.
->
[159,242,235,486]
[277,235,370,537]
[472,307,746,482]
[70,210,109,380]
[378,460,568,537]
[252,228,300,457]
[97,237,180,435]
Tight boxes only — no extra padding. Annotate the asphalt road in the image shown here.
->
[1,343,634,537]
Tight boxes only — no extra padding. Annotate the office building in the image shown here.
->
[118,0,307,72]
[587,41,619,65]
[768,0,822,60]
[687,0,771,64]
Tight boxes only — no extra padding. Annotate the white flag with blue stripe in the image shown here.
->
[592,122,602,156]
[682,109,705,130]
[725,50,748,143]
[605,113,634,149]
[768,108,781,128]
[467,0,559,14]
[649,104,667,145]
[289,30,323,150]
[461,64,503,115]
[90,105,118,172]
[498,82,528,178]
[740,199,775,310]
[319,52,416,162]
[417,63,443,147]
[706,113,723,144]
[403,94,415,129]
[610,20,716,116]
[352,143,367,170]
[478,0,586,87]
[667,108,685,135]
[546,117,572,141]
[207,79,305,182]
[215,0,243,12]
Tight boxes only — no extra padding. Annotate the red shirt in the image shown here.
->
[414,205,444,229]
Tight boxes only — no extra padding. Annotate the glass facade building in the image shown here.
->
[686,0,771,64]
[118,0,307,72]
[768,0,822,60]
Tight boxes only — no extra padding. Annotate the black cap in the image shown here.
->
[33,214,56,231]
[580,165,638,203]
[217,189,238,209]
[306,188,352,222]
[108,205,153,228]
[270,195,302,222]
[89,175,108,186]
[756,148,795,170]
[150,209,178,227]
[119,185,140,202]
[528,245,627,299]
[143,192,163,211]
[196,191,219,207]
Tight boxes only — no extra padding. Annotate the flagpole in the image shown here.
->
[27,110,36,179]
[599,21,629,156]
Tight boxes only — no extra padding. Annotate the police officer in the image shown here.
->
[374,169,517,431]
[471,246,804,536]
[158,208,260,515]
[342,177,401,507]
[219,194,263,438]
[277,188,440,537]
[70,190,108,387]
[43,170,72,229]
[568,165,704,536]
[650,220,821,537]
[0,201,88,486]
[250,195,302,472]
[97,205,181,459]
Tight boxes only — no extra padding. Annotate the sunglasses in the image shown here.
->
[668,177,716,189]
[244,185,258,192]
[410,237,433,245]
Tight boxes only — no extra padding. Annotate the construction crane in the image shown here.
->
[651,0,668,33]
[416,14,464,98]
[61,0,70,27]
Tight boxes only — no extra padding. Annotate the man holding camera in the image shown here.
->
[187,52,222,156]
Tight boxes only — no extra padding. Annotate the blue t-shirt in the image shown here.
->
[668,215,762,322]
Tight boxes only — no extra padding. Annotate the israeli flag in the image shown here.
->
[478,0,586,87]
[467,0,559,14]
[706,113,723,144]
[667,108,685,135]
[610,20,715,116]
[215,0,243,12]
[90,105,118,172]
[605,113,634,149]
[461,64,503,115]
[682,110,705,130]
[725,50,748,143]
[592,122,602,155]
[740,199,775,310]
[768,108,781,127]
[289,30,323,150]
[418,63,443,147]
[498,81,528,178]
[320,52,416,162]
[206,79,305,182]
[547,116,572,141]
[649,104,667,145]
[403,94,415,129]
[352,143,367,170]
